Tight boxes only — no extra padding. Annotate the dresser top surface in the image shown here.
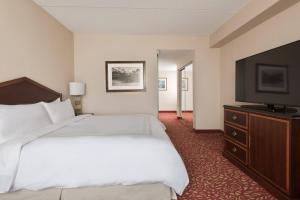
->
[224,105,300,120]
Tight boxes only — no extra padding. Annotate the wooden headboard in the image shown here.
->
[0,77,62,105]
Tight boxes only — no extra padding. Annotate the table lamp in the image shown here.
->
[69,82,85,115]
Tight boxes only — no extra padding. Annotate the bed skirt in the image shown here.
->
[0,184,177,200]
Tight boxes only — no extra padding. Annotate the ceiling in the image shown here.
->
[33,0,250,35]
[158,50,194,71]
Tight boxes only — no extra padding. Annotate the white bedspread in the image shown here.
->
[0,114,189,195]
[0,116,88,193]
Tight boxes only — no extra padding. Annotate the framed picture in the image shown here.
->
[256,64,288,93]
[182,78,188,91]
[159,78,167,91]
[106,61,146,92]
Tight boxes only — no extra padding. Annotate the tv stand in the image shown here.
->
[223,105,300,199]
[240,104,298,114]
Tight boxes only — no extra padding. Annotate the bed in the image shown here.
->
[0,77,189,200]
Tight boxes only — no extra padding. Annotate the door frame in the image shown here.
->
[157,49,196,128]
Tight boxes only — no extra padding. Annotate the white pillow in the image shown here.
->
[41,98,61,105]
[0,98,60,108]
[43,99,75,123]
[0,103,52,144]
[51,98,61,103]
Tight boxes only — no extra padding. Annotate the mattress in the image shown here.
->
[1,114,188,196]
[0,184,177,200]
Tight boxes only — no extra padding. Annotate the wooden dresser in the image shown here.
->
[223,105,300,200]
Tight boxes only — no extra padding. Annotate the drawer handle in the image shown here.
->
[232,115,238,121]
[232,147,237,153]
[231,131,238,137]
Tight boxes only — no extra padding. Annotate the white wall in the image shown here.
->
[159,69,193,112]
[219,1,300,128]
[0,0,74,97]
[74,34,220,129]
[159,70,177,111]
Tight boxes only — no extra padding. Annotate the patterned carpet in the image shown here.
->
[159,112,276,200]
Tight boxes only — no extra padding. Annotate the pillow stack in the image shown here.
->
[42,99,75,123]
[0,99,75,144]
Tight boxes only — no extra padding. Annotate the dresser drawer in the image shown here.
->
[224,140,247,164]
[224,109,248,129]
[224,124,248,146]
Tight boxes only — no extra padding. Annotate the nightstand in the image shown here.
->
[76,113,95,116]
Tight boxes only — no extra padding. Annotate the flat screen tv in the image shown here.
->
[236,40,300,110]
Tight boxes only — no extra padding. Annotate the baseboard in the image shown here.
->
[159,110,193,113]
[193,129,224,133]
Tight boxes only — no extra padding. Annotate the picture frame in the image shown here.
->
[159,78,167,91]
[182,78,188,91]
[256,64,288,93]
[105,61,146,92]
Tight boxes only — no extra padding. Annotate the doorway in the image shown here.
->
[157,49,194,128]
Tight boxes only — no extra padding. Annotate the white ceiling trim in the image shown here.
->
[33,0,250,35]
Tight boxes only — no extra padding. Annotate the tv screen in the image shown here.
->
[236,40,300,107]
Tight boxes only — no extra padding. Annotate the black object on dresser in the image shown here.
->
[223,105,300,200]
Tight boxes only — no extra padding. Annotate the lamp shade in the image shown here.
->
[69,82,85,96]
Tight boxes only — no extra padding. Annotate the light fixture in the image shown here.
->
[69,82,85,115]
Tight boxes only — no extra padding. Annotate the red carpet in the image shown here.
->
[159,112,276,200]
